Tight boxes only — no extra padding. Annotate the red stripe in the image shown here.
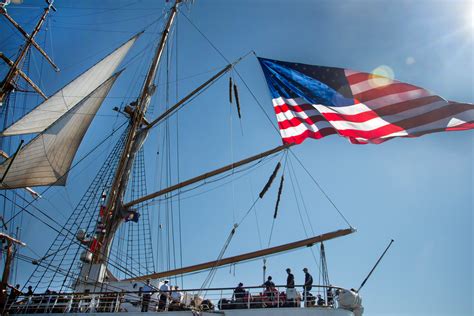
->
[273,102,315,114]
[445,121,474,131]
[346,72,370,85]
[275,101,380,123]
[353,83,420,103]
[278,115,326,130]
[375,95,442,117]
[336,123,405,140]
[282,128,337,145]
[322,110,379,123]
[393,102,473,130]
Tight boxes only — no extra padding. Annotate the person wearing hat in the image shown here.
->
[302,268,313,302]
[158,280,170,311]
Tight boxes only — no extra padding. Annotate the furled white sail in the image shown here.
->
[1,33,140,136]
[0,73,120,189]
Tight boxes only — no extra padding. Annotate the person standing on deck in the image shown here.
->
[158,280,170,311]
[286,269,295,288]
[302,268,313,301]
[141,279,154,312]
[285,268,296,307]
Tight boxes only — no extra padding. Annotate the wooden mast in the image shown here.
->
[0,0,57,105]
[125,228,355,281]
[0,232,25,307]
[93,0,182,264]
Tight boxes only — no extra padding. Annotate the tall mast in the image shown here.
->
[0,0,57,105]
[93,0,181,264]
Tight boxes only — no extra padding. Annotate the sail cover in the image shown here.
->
[1,34,139,136]
[0,73,120,189]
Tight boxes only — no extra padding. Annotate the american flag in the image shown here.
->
[258,58,474,144]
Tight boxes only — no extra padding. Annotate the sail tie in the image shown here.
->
[259,162,281,198]
[273,175,284,219]
[233,82,242,119]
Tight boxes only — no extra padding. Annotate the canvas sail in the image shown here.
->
[1,34,139,136]
[0,73,120,189]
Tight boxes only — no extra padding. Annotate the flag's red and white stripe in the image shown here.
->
[274,70,474,144]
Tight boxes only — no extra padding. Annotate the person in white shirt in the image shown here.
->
[158,280,170,311]
[170,286,183,303]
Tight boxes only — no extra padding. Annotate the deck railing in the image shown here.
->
[5,284,342,314]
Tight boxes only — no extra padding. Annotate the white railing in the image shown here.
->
[5,284,341,314]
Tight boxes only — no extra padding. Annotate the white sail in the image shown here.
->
[0,73,120,189]
[1,33,139,136]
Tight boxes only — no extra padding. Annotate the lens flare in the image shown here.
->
[405,57,416,65]
[368,65,395,89]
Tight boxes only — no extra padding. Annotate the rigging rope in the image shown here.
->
[286,157,321,272]
[197,152,286,292]
[178,9,279,136]
[175,15,184,288]
[288,149,353,228]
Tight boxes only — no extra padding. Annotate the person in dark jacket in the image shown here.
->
[233,283,246,301]
[285,268,294,288]
[233,283,246,308]
[302,268,313,301]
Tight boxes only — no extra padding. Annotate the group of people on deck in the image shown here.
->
[140,279,183,312]
[233,267,334,308]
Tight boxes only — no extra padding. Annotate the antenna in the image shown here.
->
[358,239,394,292]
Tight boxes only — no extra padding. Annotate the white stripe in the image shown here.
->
[273,93,439,118]
[273,97,374,116]
[272,97,308,107]
[350,78,397,95]
[326,115,391,131]
[344,69,359,76]
[379,130,409,139]
[314,103,373,116]
[275,108,321,122]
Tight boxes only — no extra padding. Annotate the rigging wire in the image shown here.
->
[288,149,353,228]
[174,14,184,289]
[4,11,169,284]
[141,150,281,209]
[0,192,142,281]
[178,9,281,137]
[286,156,321,271]
[55,13,165,73]
[2,186,149,277]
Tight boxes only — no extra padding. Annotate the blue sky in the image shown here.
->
[1,1,473,315]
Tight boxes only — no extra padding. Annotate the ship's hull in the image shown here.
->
[16,307,354,316]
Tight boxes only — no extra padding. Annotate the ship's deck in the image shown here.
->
[6,284,358,316]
